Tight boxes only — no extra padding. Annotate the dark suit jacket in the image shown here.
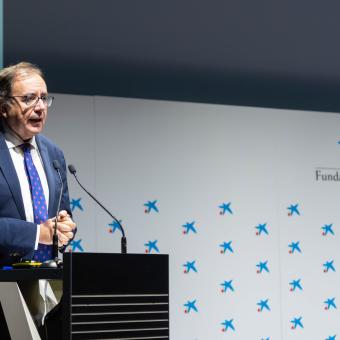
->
[0,128,71,265]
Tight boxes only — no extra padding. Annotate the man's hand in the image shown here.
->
[56,210,76,246]
[39,219,55,244]
[38,210,76,246]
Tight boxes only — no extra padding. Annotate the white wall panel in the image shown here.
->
[44,95,340,339]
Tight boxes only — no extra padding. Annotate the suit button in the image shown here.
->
[9,252,21,257]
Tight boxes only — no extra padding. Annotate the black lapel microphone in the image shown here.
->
[41,160,64,268]
[68,164,127,254]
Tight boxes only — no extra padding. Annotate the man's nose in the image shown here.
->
[34,97,45,110]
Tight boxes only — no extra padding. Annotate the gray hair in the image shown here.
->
[0,62,44,113]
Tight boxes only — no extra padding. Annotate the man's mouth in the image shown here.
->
[28,117,43,123]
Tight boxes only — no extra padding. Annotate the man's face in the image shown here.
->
[2,73,48,140]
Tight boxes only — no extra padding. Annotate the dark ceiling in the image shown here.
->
[5,0,340,112]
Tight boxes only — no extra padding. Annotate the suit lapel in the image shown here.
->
[36,136,57,217]
[0,133,26,220]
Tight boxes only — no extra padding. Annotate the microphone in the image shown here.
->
[41,160,64,268]
[68,164,127,254]
[52,160,64,255]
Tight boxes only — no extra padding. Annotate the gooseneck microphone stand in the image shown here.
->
[41,160,64,268]
[68,164,127,254]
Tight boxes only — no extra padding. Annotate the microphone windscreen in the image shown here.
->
[53,160,61,170]
[68,164,77,174]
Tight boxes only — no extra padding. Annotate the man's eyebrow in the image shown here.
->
[19,92,48,96]
[18,93,35,97]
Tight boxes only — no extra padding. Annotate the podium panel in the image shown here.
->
[63,253,169,340]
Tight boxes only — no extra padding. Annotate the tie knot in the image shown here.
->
[21,143,31,153]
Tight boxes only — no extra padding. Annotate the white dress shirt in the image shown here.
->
[4,125,49,249]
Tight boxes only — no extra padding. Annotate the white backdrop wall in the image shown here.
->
[45,94,340,340]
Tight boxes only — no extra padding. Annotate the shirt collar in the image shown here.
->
[3,123,37,150]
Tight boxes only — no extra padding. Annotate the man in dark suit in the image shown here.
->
[0,62,76,265]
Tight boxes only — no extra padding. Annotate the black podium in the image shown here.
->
[63,253,169,340]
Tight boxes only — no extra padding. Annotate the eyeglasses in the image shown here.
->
[6,95,54,108]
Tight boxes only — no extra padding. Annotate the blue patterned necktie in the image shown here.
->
[21,143,52,262]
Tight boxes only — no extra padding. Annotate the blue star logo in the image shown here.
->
[289,241,301,254]
[184,299,198,313]
[221,319,235,332]
[182,221,197,235]
[287,203,300,216]
[322,224,334,236]
[256,261,269,274]
[220,280,234,293]
[219,202,233,215]
[219,241,233,254]
[290,279,303,292]
[144,200,159,213]
[255,223,268,236]
[257,299,270,312]
[144,240,159,253]
[323,260,336,273]
[183,260,198,274]
[69,239,84,252]
[326,336,336,340]
[108,220,122,234]
[290,316,303,329]
[324,297,337,310]
[70,198,83,212]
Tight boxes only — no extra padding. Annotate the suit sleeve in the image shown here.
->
[0,218,37,260]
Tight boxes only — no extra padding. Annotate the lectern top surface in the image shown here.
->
[0,268,62,281]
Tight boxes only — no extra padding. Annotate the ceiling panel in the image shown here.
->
[4,0,340,112]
